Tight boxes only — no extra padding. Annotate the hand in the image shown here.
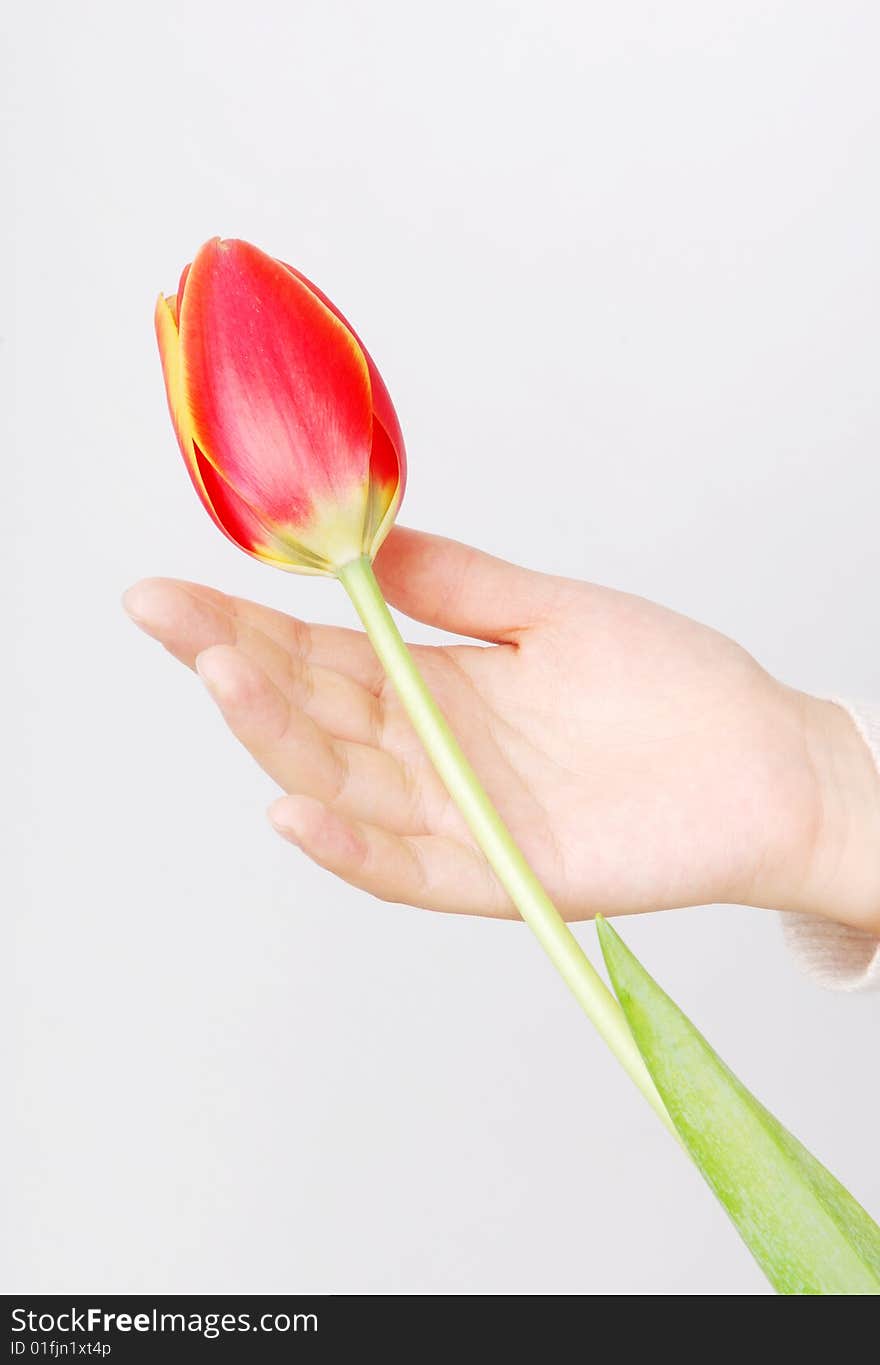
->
[124,528,880,930]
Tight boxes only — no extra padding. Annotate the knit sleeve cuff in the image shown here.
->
[781,700,880,992]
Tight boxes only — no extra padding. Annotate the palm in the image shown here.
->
[125,527,815,919]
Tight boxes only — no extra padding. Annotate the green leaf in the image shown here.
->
[595,916,880,1295]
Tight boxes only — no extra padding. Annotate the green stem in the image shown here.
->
[337,555,674,1133]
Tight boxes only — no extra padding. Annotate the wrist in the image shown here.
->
[774,693,880,932]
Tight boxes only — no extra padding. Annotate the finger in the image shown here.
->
[374,527,566,643]
[196,645,431,832]
[268,794,513,917]
[124,577,384,690]
[123,578,292,684]
[123,578,384,744]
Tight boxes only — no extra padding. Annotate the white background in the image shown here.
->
[4,1,879,1294]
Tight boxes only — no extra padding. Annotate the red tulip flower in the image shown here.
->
[155,238,405,575]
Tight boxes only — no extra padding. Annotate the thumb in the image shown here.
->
[373,527,564,643]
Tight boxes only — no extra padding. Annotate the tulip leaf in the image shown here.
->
[595,916,880,1295]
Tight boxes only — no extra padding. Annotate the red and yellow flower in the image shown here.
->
[155,238,406,574]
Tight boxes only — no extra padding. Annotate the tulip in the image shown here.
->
[154,239,879,1294]
[155,238,405,575]
[156,237,660,1103]
[155,238,665,1115]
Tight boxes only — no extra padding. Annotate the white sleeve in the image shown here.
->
[781,700,880,991]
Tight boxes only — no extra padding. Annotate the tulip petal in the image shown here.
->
[180,240,374,530]
[365,415,405,551]
[155,293,288,563]
[165,265,191,327]
[154,294,190,449]
[281,262,406,498]
[191,442,302,566]
[279,262,406,557]
[178,262,191,307]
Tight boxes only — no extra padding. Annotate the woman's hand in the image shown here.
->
[124,527,880,930]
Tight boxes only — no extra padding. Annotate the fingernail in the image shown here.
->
[268,801,302,846]
[122,585,151,625]
[195,650,226,694]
